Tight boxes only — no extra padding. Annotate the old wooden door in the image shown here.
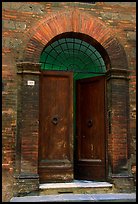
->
[75,76,106,180]
[39,71,73,183]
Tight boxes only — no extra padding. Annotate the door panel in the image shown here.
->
[75,76,106,180]
[39,71,73,183]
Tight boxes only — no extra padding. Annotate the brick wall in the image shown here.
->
[2,2,136,200]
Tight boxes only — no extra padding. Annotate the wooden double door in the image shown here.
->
[39,71,106,183]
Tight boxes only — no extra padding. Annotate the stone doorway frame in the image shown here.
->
[15,9,133,195]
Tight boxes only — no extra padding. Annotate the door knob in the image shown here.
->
[87,119,93,127]
[52,116,59,125]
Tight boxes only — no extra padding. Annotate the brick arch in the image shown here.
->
[24,9,128,70]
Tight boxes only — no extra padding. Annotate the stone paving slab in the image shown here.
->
[92,193,136,202]
[10,193,136,202]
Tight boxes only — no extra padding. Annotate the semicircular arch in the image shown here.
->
[23,8,128,70]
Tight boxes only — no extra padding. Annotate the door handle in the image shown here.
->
[87,119,93,128]
[52,116,59,125]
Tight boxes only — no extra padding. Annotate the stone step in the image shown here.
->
[10,193,136,202]
[38,180,113,195]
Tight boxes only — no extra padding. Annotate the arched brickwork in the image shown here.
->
[24,9,128,70]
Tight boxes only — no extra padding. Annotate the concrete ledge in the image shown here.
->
[10,193,136,202]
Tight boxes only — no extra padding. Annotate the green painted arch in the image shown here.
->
[39,37,106,80]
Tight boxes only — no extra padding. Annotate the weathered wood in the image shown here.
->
[75,76,106,180]
[39,71,73,183]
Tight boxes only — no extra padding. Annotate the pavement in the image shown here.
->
[10,193,136,202]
